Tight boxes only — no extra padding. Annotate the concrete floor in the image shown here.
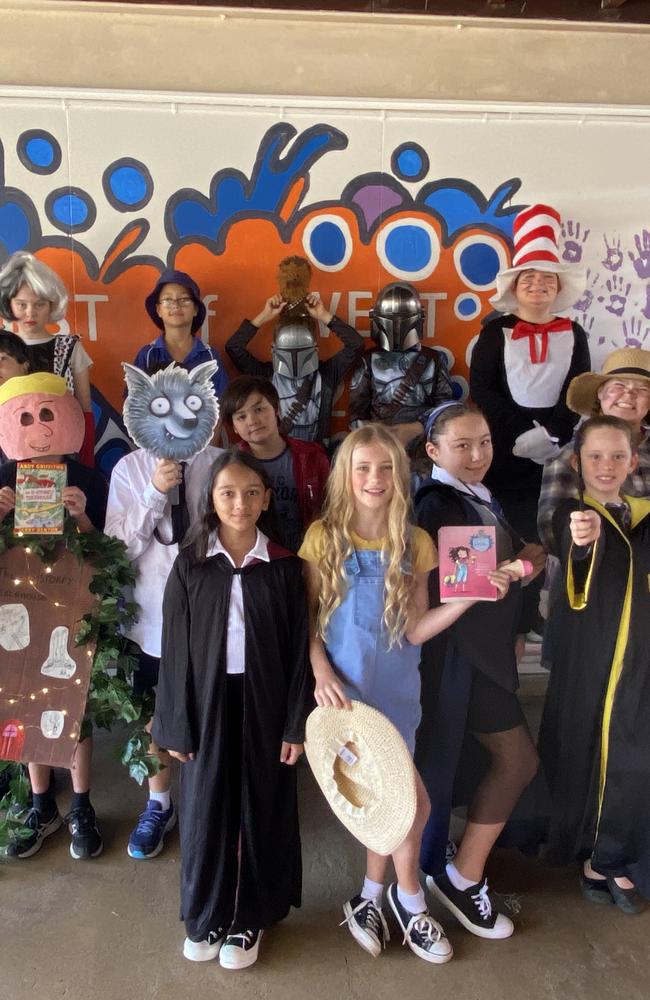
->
[3,681,650,1000]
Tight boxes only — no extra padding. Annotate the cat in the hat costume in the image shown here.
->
[470,204,591,551]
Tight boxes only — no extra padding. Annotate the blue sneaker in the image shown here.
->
[127,800,176,859]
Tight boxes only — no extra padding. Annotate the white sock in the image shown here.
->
[149,790,171,811]
[397,885,426,915]
[360,876,384,906]
[446,861,477,891]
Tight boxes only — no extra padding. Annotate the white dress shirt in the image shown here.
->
[105,446,221,657]
[206,529,270,674]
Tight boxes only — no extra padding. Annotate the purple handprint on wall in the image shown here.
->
[574,268,600,313]
[601,274,631,317]
[621,316,650,349]
[560,219,590,264]
[601,233,624,272]
[628,230,650,280]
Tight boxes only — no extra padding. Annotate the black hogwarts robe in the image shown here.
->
[152,542,312,939]
[539,495,650,892]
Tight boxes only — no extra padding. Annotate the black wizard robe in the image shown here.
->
[539,495,650,893]
[152,542,312,939]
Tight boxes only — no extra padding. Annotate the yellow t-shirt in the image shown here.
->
[298,520,437,574]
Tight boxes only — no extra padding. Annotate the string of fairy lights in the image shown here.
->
[1,537,90,751]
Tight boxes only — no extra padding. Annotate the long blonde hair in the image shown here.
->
[317,424,415,648]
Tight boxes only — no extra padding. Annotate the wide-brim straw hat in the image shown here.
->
[305,701,417,856]
[489,203,584,314]
[566,347,650,416]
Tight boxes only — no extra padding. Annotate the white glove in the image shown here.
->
[512,422,560,464]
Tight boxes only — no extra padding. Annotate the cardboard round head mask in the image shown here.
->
[122,361,220,460]
[0,373,84,461]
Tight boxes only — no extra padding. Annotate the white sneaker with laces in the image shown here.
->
[219,929,263,970]
[183,930,226,962]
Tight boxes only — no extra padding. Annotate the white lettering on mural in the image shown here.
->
[202,295,219,343]
[74,295,109,342]
[420,293,448,340]
[348,292,374,335]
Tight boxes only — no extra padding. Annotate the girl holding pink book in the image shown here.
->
[413,401,545,941]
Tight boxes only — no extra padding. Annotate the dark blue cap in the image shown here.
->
[145,269,207,334]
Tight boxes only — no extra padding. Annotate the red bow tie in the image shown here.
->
[511,318,573,364]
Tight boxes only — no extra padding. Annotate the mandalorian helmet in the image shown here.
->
[370,282,424,352]
[272,322,318,379]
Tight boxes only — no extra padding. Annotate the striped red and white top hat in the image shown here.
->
[490,203,584,314]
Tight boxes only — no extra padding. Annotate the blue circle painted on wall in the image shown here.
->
[391,143,429,183]
[458,242,501,287]
[384,224,431,273]
[17,130,62,175]
[308,220,347,267]
[454,293,482,321]
[102,158,153,212]
[45,187,97,234]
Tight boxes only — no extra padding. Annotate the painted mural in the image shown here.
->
[1,103,649,469]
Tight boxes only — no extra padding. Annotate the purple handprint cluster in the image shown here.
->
[568,226,650,353]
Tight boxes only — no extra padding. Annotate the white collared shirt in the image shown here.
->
[206,529,270,675]
[105,446,221,657]
[430,464,493,504]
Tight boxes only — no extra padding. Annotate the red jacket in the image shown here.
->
[239,436,329,529]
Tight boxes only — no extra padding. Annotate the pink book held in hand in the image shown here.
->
[437,525,498,602]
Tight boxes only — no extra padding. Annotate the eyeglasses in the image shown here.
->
[602,380,650,398]
[158,296,194,308]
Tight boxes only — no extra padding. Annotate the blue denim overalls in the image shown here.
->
[325,547,421,753]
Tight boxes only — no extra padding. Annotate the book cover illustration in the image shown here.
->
[438,525,497,602]
[14,462,66,535]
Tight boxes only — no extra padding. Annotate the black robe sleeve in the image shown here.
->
[552,499,606,607]
[152,554,196,755]
[280,559,313,744]
[225,320,274,378]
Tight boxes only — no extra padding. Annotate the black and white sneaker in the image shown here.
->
[341,894,390,957]
[65,805,103,859]
[426,873,513,939]
[387,883,453,964]
[219,929,263,970]
[183,929,227,962]
[5,805,62,858]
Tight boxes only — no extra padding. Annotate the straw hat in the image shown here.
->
[490,203,584,314]
[566,347,650,416]
[304,701,417,856]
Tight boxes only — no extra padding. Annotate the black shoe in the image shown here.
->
[219,929,263,970]
[579,871,613,906]
[5,805,62,858]
[65,804,103,859]
[427,872,513,939]
[341,894,390,957]
[386,883,453,964]
[606,879,646,915]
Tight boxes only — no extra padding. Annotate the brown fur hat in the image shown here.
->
[277,256,312,322]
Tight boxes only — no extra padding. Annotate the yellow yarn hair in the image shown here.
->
[0,372,68,405]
